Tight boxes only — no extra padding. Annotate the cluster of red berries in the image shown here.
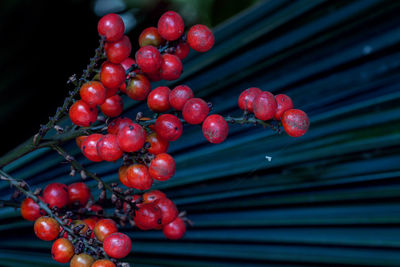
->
[238,88,310,137]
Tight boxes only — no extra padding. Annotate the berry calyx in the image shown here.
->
[169,85,194,110]
[281,109,310,137]
[202,114,229,144]
[157,11,184,41]
[135,45,162,74]
[182,98,209,124]
[34,216,60,241]
[253,91,277,121]
[69,100,98,127]
[238,87,262,113]
[126,164,153,190]
[147,86,171,112]
[94,219,118,242]
[103,232,132,259]
[70,253,94,267]
[187,24,214,52]
[20,197,43,221]
[100,61,126,90]
[80,81,107,107]
[149,153,175,181]
[81,133,103,162]
[117,123,146,152]
[274,94,294,120]
[126,74,151,101]
[146,132,169,155]
[68,182,91,207]
[139,27,165,47]
[96,134,123,161]
[51,238,74,263]
[97,13,125,42]
[105,35,132,64]
[43,183,69,209]
[134,203,162,230]
[160,54,182,81]
[163,217,186,240]
[154,114,183,141]
[100,94,124,117]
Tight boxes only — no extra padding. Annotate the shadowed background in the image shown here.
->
[1,0,400,266]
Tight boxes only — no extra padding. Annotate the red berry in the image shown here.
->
[105,86,119,98]
[182,98,209,124]
[155,114,183,141]
[76,135,88,149]
[103,232,132,259]
[134,203,162,230]
[80,81,107,107]
[92,259,116,267]
[68,182,91,207]
[81,133,103,162]
[163,217,186,240]
[94,219,118,242]
[126,164,153,190]
[100,61,126,90]
[202,114,229,144]
[253,91,277,121]
[274,94,294,120]
[100,95,123,117]
[281,109,310,137]
[89,204,103,213]
[120,57,137,72]
[83,217,97,238]
[156,198,178,225]
[51,238,74,263]
[117,124,146,152]
[96,134,123,161]
[146,70,162,82]
[69,100,98,127]
[20,197,43,221]
[105,35,132,64]
[34,216,60,241]
[126,74,151,101]
[135,45,162,74]
[173,41,190,60]
[157,11,184,41]
[169,85,194,111]
[146,132,169,155]
[139,27,165,47]
[143,190,166,204]
[97,13,125,42]
[149,153,175,181]
[160,54,182,81]
[70,254,94,267]
[147,86,171,112]
[238,87,262,113]
[43,183,69,209]
[108,117,134,135]
[187,24,214,52]
[118,165,131,187]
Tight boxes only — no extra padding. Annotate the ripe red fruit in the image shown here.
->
[83,217,97,238]
[126,164,153,190]
[155,114,183,141]
[100,61,126,90]
[134,203,162,230]
[69,100,98,127]
[182,98,209,124]
[202,114,229,144]
[92,259,116,267]
[238,87,262,113]
[143,190,166,204]
[146,70,162,82]
[281,109,310,137]
[81,133,103,162]
[97,134,123,161]
[70,254,94,267]
[105,35,132,64]
[80,81,107,107]
[76,135,88,149]
[100,95,123,117]
[68,182,91,207]
[43,183,69,209]
[103,232,132,259]
[156,198,178,225]
[51,238,74,263]
[149,153,175,181]
[139,27,165,47]
[274,94,294,120]
[163,217,186,240]
[146,132,169,155]
[126,74,151,101]
[118,165,131,187]
[169,85,194,111]
[135,45,162,74]
[187,24,214,52]
[147,86,171,112]
[117,124,146,152]
[97,13,125,42]
[253,91,277,121]
[160,54,182,81]
[94,219,118,242]
[34,216,60,241]
[157,11,184,41]
[108,117,134,135]
[120,57,137,72]
[173,42,190,60]
[20,198,43,221]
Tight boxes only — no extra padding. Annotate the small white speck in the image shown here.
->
[265,156,272,162]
